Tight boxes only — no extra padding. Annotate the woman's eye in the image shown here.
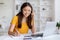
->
[28,9,30,11]
[24,9,26,11]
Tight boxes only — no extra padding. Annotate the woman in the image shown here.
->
[8,2,36,36]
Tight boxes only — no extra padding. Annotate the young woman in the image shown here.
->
[8,2,36,36]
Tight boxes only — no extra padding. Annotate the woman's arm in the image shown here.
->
[8,24,16,36]
[31,24,36,34]
[31,13,36,34]
[8,24,20,36]
[8,16,20,36]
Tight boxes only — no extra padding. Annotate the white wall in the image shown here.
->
[55,0,60,22]
[0,0,14,29]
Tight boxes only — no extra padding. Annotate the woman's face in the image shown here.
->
[22,6,31,17]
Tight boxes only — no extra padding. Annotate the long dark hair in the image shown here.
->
[16,2,33,29]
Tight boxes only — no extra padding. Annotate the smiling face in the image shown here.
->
[22,6,31,18]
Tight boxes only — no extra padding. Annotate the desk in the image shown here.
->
[0,34,60,40]
[2,35,42,40]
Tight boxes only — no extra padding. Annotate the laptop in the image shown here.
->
[43,22,56,37]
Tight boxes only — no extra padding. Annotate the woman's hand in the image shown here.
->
[31,11,34,16]
[14,28,20,36]
[9,30,20,36]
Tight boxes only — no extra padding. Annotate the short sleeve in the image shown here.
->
[11,16,18,25]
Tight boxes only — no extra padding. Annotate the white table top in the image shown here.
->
[0,34,60,40]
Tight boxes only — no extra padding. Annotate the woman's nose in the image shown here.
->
[26,11,28,14]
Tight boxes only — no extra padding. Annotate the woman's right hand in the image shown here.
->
[8,31,20,36]
[14,28,20,36]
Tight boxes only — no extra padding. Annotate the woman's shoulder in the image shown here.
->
[12,16,18,21]
[14,15,18,18]
[11,16,18,24]
[15,15,18,17]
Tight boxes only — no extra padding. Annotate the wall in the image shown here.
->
[55,0,60,22]
[0,0,14,29]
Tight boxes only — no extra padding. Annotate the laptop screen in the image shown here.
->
[43,22,56,37]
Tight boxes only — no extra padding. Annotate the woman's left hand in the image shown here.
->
[31,11,34,16]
